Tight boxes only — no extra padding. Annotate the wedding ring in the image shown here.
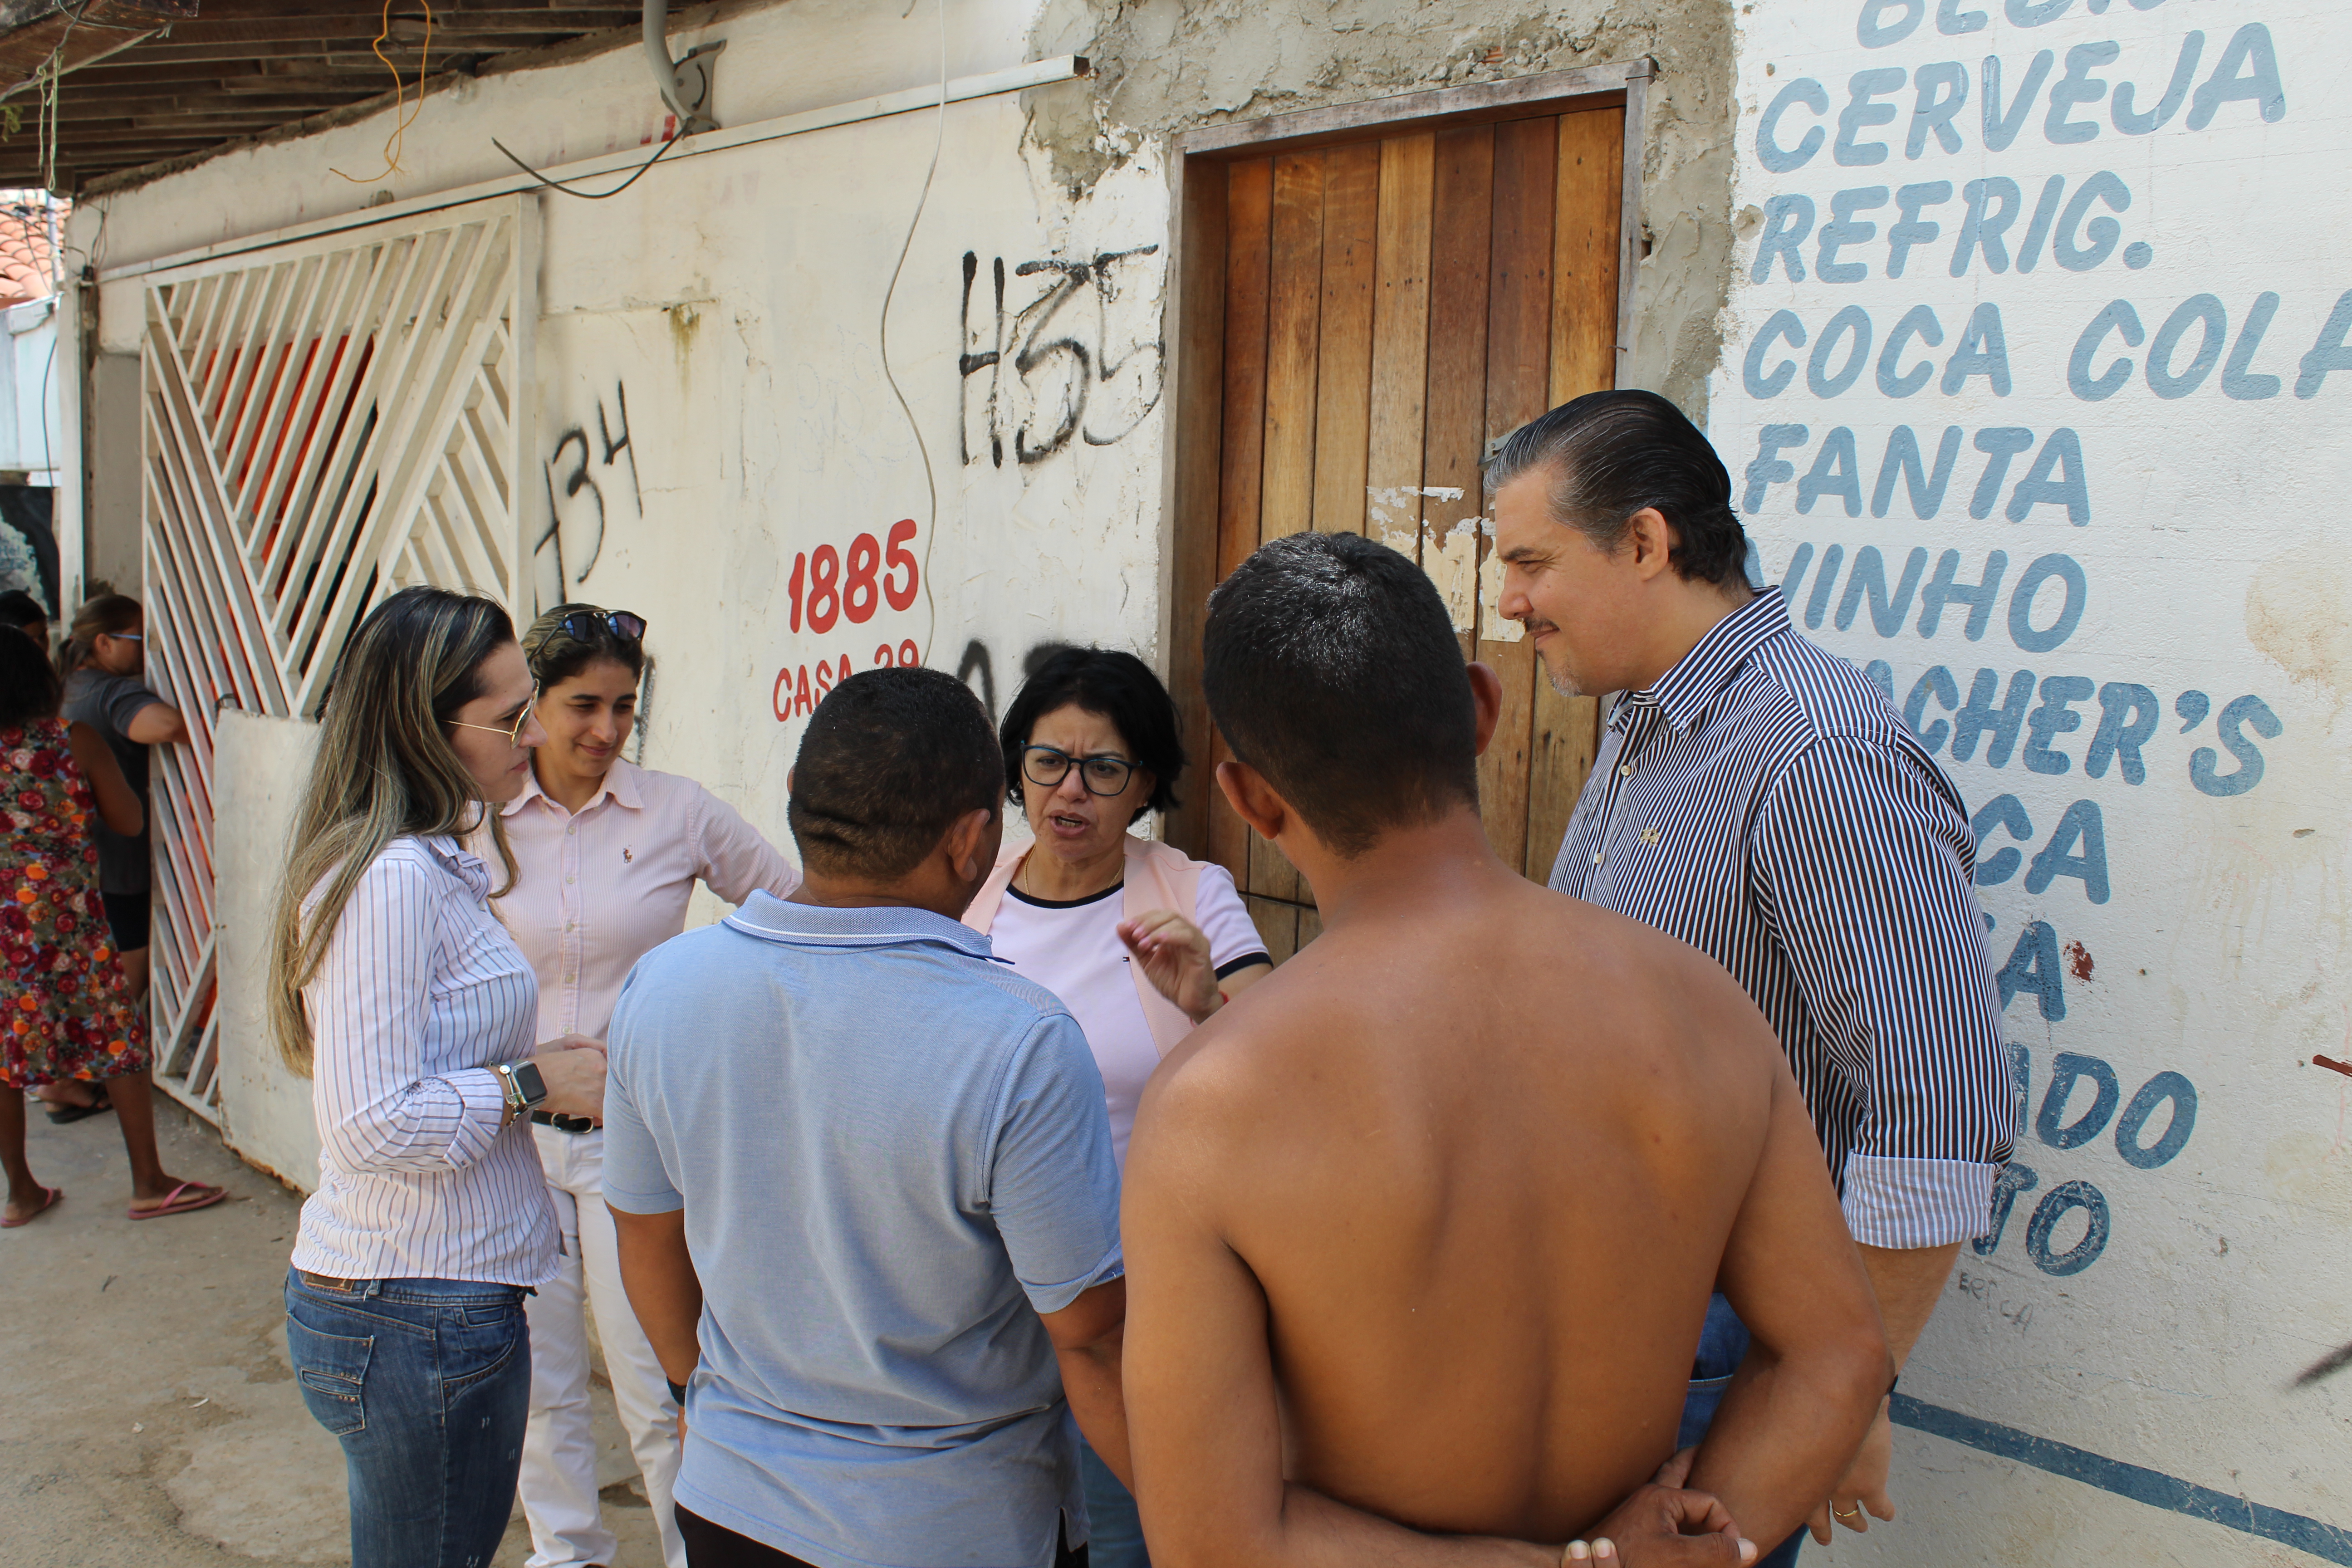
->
[1834,1505,1863,1521]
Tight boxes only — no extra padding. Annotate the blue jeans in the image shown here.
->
[1077,1439,1147,1561]
[1679,1294,1803,1568]
[1079,1435,1149,1568]
[284,1269,534,1568]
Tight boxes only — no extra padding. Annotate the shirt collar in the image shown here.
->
[723,890,997,960]
[602,758,646,810]
[418,834,493,901]
[500,757,645,818]
[1617,587,1791,735]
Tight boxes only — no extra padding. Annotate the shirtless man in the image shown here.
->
[1122,530,1892,1566]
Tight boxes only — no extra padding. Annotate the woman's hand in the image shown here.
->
[529,1036,608,1124]
[1117,909,1223,1024]
[1806,1397,1895,1543]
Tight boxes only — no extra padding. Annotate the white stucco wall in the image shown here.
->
[1718,0,2350,1560]
[211,709,323,1189]
[520,76,1172,919]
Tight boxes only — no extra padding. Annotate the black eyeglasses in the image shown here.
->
[556,608,647,644]
[1022,745,1139,797]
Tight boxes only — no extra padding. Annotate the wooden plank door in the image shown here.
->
[1172,106,1625,956]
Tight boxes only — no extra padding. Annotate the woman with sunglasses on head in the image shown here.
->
[274,586,608,1568]
[490,603,800,1568]
[961,646,1274,1568]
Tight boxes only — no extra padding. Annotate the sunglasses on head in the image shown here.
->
[556,608,647,644]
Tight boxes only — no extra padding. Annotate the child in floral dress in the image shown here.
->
[0,630,222,1227]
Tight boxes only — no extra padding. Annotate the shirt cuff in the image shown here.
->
[1841,1154,2001,1249]
[604,1184,686,1215]
[445,1067,514,1167]
[1019,1241,1126,1316]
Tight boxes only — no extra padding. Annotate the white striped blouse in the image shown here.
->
[289,834,559,1286]
[1550,587,2016,1251]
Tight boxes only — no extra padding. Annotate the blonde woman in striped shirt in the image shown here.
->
[271,587,608,1568]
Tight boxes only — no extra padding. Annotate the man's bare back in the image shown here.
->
[1135,864,1784,1538]
[1128,530,1888,1566]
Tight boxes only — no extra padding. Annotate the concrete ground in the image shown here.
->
[1,1096,664,1566]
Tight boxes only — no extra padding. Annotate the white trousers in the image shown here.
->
[520,1123,686,1568]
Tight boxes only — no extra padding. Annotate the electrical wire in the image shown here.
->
[25,1,171,191]
[877,0,949,664]
[489,127,682,201]
[58,191,105,277]
[330,0,435,185]
[37,0,99,192]
[38,333,54,482]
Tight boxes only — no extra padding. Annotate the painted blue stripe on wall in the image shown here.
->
[1893,1396,2352,1564]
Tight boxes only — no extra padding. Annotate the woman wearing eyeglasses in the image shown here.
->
[961,646,1273,1568]
[490,603,800,1568]
[274,587,608,1568]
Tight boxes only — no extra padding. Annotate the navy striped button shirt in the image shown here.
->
[1548,587,2014,1249]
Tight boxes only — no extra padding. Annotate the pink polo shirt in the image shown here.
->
[486,759,801,1041]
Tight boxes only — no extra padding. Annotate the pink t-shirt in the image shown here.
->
[487,759,800,1041]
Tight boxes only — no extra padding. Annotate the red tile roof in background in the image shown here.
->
[0,192,62,307]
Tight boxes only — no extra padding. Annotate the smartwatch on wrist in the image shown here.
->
[495,1061,549,1118]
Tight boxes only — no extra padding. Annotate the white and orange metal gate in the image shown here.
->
[137,196,539,1118]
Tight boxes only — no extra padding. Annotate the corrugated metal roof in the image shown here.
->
[0,1,667,195]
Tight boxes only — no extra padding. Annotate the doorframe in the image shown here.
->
[1153,59,1653,862]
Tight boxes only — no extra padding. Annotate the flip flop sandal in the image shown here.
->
[127,1181,228,1221]
[44,1096,112,1124]
[2,1185,63,1228]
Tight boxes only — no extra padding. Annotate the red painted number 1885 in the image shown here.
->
[789,518,921,634]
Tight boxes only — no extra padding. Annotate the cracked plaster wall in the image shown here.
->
[1026,0,1739,421]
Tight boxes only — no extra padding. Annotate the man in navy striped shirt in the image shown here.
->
[1491,390,2014,1566]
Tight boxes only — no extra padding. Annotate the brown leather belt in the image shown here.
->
[297,1270,363,1291]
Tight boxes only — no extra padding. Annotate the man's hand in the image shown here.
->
[1570,1485,1758,1566]
[1805,1397,1895,1543]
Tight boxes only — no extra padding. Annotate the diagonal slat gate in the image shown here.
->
[137,196,539,1119]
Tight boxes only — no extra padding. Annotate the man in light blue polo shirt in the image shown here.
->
[604,667,1129,1568]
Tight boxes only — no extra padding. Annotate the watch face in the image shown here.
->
[512,1061,549,1107]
